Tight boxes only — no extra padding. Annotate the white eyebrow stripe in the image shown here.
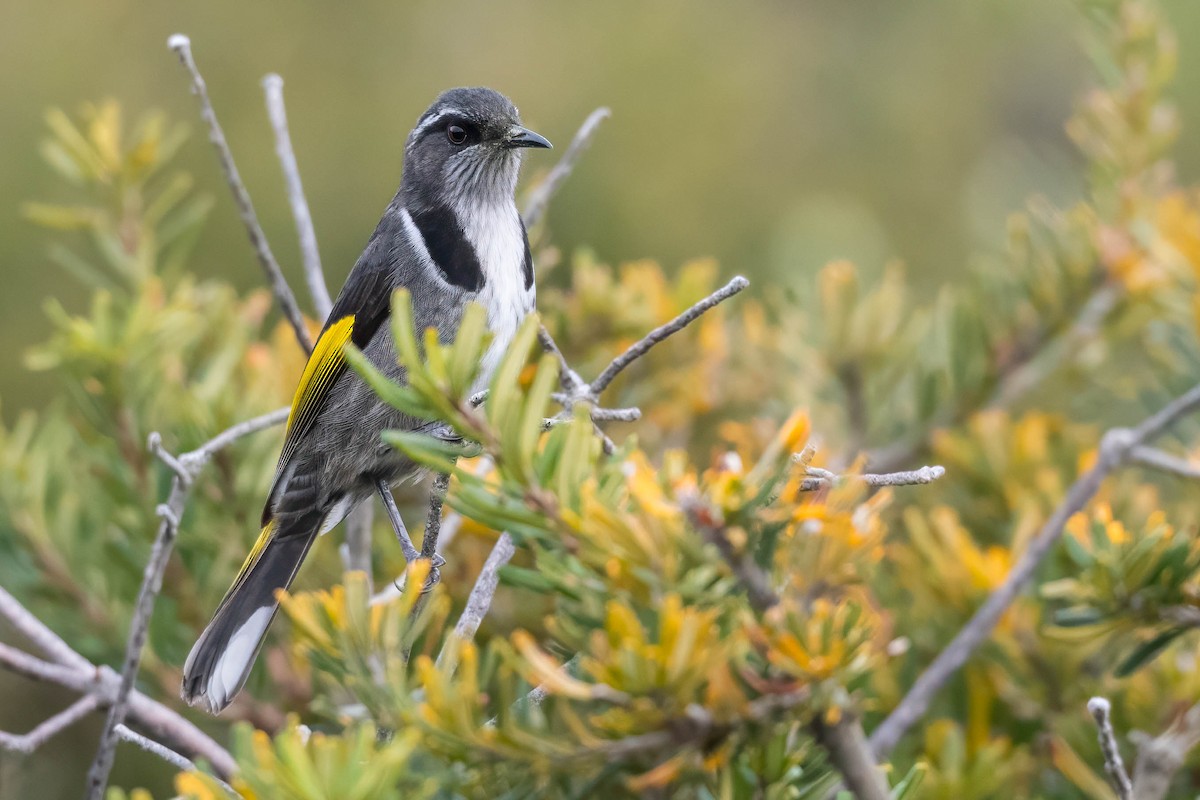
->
[410,107,469,141]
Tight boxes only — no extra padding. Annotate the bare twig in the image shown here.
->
[812,716,890,800]
[1087,697,1132,800]
[436,533,514,669]
[0,636,234,776]
[522,107,611,230]
[591,276,749,394]
[538,325,588,395]
[799,464,945,492]
[263,73,331,320]
[86,473,190,797]
[869,381,1200,758]
[0,586,92,673]
[178,406,289,475]
[1129,445,1200,480]
[167,34,313,353]
[80,408,288,793]
[116,724,242,798]
[0,695,98,754]
[1129,701,1200,800]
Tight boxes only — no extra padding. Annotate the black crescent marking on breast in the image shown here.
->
[410,204,484,293]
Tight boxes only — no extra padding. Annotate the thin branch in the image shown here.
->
[86,473,189,798]
[538,325,588,395]
[82,407,286,793]
[167,34,313,353]
[799,464,945,492]
[812,716,890,800]
[0,695,98,754]
[1087,697,1132,800]
[1129,445,1200,479]
[591,276,749,394]
[263,73,331,320]
[522,107,611,230]
[0,586,92,672]
[436,533,514,669]
[178,406,289,474]
[116,724,243,798]
[1130,701,1200,800]
[869,381,1200,758]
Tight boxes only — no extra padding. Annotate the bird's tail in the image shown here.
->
[181,520,319,714]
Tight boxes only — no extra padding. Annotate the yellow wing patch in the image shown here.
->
[278,315,355,469]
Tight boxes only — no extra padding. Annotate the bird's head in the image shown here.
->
[402,87,551,207]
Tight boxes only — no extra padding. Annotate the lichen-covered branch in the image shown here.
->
[1087,697,1132,800]
[799,463,945,492]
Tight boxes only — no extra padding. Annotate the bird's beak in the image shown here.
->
[503,126,553,149]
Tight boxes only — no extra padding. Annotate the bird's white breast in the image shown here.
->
[456,198,536,391]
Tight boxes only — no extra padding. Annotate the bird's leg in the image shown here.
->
[376,480,442,593]
[376,480,420,563]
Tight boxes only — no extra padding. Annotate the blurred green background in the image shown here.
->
[3,1,1200,796]
[8,0,1200,419]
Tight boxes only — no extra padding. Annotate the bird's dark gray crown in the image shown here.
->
[407,87,521,149]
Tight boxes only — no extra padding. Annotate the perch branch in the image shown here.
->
[869,380,1200,759]
[263,73,331,320]
[1087,697,1132,800]
[167,34,313,353]
[522,106,611,230]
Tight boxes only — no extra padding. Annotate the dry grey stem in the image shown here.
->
[590,275,749,394]
[522,106,611,229]
[167,34,313,354]
[263,73,331,320]
[1087,697,1132,800]
[436,532,515,670]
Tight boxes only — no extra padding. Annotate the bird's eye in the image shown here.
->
[447,124,468,145]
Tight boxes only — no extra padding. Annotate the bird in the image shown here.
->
[181,87,551,714]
